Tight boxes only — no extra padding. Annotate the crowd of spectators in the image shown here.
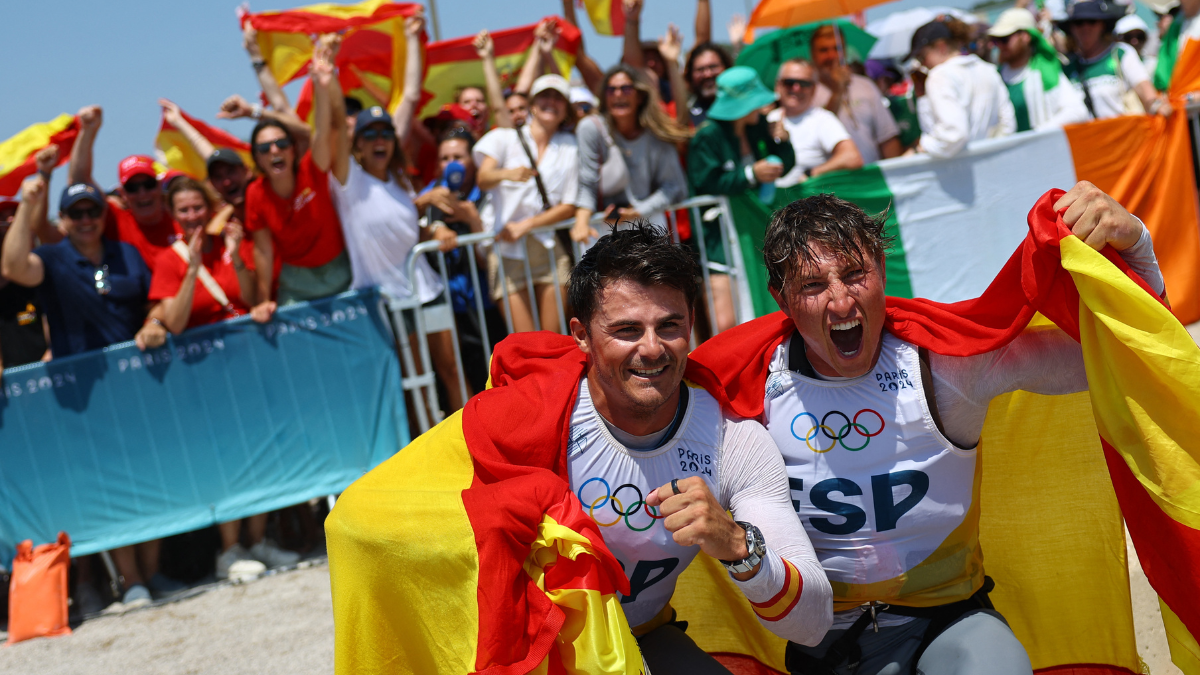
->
[1,0,1195,615]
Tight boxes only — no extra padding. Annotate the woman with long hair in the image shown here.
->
[330,13,469,415]
[909,17,1016,157]
[244,35,349,322]
[573,64,691,242]
[474,74,580,334]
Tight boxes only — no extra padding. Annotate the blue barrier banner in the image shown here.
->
[0,289,407,560]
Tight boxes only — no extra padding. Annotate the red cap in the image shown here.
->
[117,155,157,185]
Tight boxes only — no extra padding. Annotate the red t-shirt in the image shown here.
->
[103,203,183,273]
[149,239,251,329]
[244,151,345,269]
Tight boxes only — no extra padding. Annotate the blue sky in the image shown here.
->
[1,0,965,205]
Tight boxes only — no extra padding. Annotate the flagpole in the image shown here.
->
[426,0,442,41]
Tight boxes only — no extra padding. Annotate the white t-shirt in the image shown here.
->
[473,126,580,260]
[331,161,442,303]
[766,107,852,188]
[918,54,1017,158]
[1068,42,1149,120]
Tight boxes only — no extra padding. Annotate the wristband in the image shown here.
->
[251,103,263,120]
[251,59,267,72]
[145,317,165,329]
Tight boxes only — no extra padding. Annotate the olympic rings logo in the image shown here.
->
[790,409,885,453]
[577,478,665,532]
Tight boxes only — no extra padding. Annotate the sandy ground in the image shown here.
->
[3,326,1197,675]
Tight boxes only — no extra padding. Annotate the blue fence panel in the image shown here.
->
[0,288,407,561]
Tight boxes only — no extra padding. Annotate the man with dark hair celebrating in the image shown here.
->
[687,183,1166,673]
[561,222,831,672]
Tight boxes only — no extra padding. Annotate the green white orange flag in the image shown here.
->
[420,18,582,119]
[155,107,252,181]
[240,0,424,119]
[580,0,625,36]
[0,114,77,198]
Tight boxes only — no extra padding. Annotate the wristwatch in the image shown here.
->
[720,521,766,575]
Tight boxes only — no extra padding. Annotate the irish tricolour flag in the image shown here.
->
[731,113,1200,325]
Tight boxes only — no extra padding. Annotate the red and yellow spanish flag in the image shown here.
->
[420,18,582,119]
[683,189,1200,673]
[0,114,77,198]
[155,106,252,181]
[326,335,643,674]
[581,0,626,36]
[241,0,425,119]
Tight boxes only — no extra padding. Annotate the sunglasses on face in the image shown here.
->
[94,265,111,295]
[66,204,103,221]
[123,178,158,194]
[254,137,293,155]
[606,84,636,95]
[359,128,396,142]
[694,64,724,75]
[780,78,816,90]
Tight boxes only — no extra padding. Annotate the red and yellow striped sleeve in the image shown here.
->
[748,558,804,622]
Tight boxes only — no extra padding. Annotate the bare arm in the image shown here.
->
[394,11,428,143]
[813,139,863,176]
[252,228,275,310]
[556,2,605,94]
[68,105,102,185]
[879,136,903,160]
[622,0,645,69]
[217,95,313,158]
[244,24,293,116]
[475,30,514,129]
[1,177,48,287]
[309,34,340,176]
[658,25,690,128]
[160,99,216,160]
[476,154,537,191]
[32,146,63,245]
[160,231,203,334]
[514,20,551,95]
[695,0,712,44]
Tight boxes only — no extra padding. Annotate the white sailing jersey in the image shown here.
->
[567,379,722,627]
[763,332,983,610]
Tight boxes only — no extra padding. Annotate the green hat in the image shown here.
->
[706,66,777,122]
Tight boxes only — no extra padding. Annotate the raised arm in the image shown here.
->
[160,99,216,160]
[515,19,553,95]
[695,0,712,45]
[475,30,514,129]
[217,94,312,158]
[622,0,645,69]
[1,177,49,288]
[68,105,101,185]
[32,145,64,244]
[558,1,606,94]
[658,24,690,128]
[727,14,748,58]
[244,24,292,116]
[159,230,204,334]
[394,11,429,143]
[309,34,345,176]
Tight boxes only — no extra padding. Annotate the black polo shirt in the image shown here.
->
[33,238,151,358]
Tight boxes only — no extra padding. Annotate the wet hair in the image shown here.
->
[166,176,218,215]
[599,64,692,144]
[762,194,894,291]
[684,42,732,87]
[569,220,700,329]
[249,119,297,176]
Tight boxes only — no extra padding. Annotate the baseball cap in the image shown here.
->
[988,8,1038,37]
[355,106,395,136]
[530,74,571,100]
[569,86,598,106]
[206,147,246,173]
[1115,13,1149,33]
[117,155,157,185]
[59,182,106,211]
[907,21,953,60]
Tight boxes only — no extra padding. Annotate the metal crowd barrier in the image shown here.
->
[388,195,750,433]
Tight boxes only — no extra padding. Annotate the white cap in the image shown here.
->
[530,74,571,100]
[1115,13,1149,34]
[987,8,1037,37]
[569,86,598,106]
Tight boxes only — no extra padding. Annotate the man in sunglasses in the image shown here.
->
[988,8,1088,132]
[767,59,863,188]
[809,25,902,164]
[68,105,183,273]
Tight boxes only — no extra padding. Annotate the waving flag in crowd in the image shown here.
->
[580,0,626,36]
[240,0,425,119]
[155,106,252,181]
[0,114,77,198]
[326,336,643,674]
[678,189,1200,674]
[419,17,581,119]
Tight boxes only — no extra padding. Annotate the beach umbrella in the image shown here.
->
[746,0,892,34]
[865,6,978,60]
[737,19,877,86]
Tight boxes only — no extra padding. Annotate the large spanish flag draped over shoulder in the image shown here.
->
[241,0,424,118]
[0,114,77,198]
[420,18,582,120]
[326,338,643,674]
[155,107,252,181]
[722,43,1200,324]
[681,189,1200,674]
